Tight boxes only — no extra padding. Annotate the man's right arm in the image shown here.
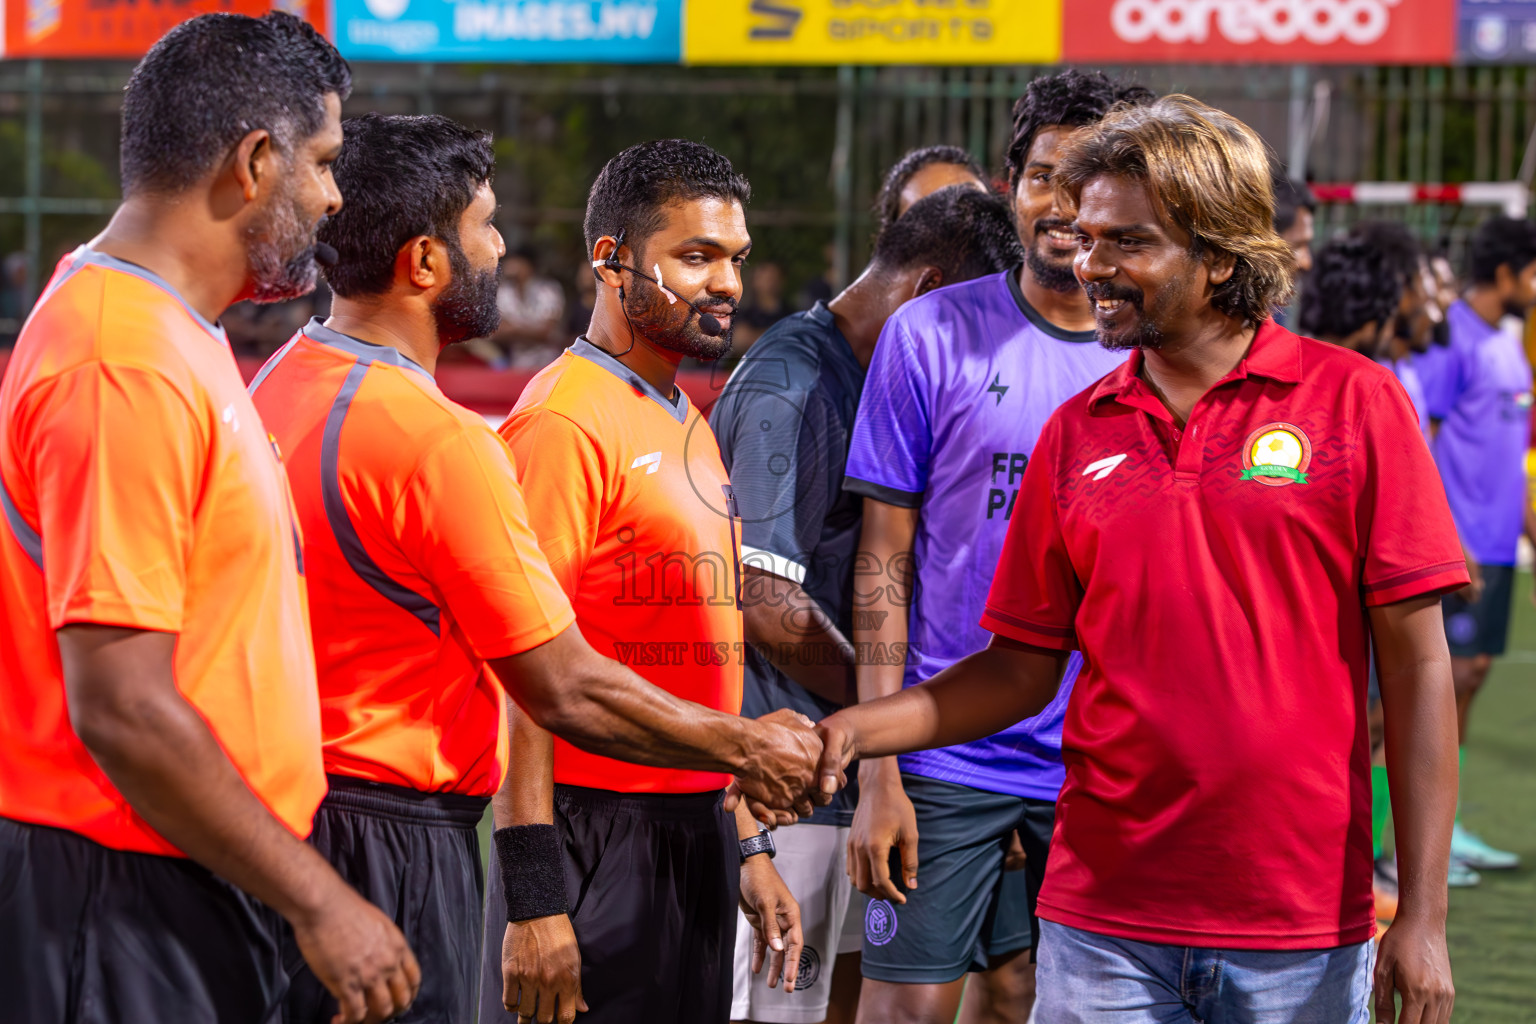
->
[59,625,419,1024]
[489,628,825,816]
[818,635,1069,769]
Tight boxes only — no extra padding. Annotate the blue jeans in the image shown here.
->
[1036,920,1374,1024]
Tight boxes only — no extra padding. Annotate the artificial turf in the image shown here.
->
[1442,570,1536,1020]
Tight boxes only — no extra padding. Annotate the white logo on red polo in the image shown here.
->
[1109,0,1398,47]
[1083,454,1129,481]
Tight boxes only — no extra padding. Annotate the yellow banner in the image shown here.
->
[684,0,1062,65]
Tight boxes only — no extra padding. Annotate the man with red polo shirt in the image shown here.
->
[815,95,1462,1024]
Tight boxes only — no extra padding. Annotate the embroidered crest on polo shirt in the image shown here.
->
[1241,424,1312,486]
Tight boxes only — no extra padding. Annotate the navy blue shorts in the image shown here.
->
[282,775,487,1024]
[1443,563,1515,658]
[0,815,286,1024]
[479,785,739,1024]
[860,773,1055,985]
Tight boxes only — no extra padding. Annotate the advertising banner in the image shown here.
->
[1061,0,1456,64]
[333,0,681,61]
[4,0,325,58]
[1459,0,1536,61]
[683,0,1061,65]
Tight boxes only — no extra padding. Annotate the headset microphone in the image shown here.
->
[592,235,727,337]
[313,242,339,269]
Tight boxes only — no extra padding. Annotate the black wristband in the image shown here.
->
[493,824,569,923]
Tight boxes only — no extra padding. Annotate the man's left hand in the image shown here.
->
[739,855,804,993]
[1374,917,1454,1024]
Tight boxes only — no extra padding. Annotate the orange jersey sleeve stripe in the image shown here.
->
[251,320,574,797]
[0,248,325,856]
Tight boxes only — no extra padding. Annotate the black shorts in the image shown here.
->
[479,785,738,1024]
[860,774,1055,985]
[282,775,487,1024]
[0,815,286,1024]
[1443,563,1515,657]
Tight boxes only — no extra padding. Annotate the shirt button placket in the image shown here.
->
[1175,419,1204,480]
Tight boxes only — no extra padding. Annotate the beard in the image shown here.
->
[1023,217,1082,294]
[433,241,502,345]
[246,178,323,305]
[1084,280,1166,351]
[622,275,735,361]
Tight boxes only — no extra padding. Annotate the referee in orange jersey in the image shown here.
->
[250,116,826,1024]
[483,141,815,1024]
[0,15,418,1024]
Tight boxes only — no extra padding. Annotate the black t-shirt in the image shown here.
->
[710,303,865,826]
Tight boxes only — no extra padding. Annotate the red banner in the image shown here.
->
[1062,0,1456,64]
[4,0,327,59]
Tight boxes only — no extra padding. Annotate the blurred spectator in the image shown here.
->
[223,285,325,358]
[492,245,564,368]
[736,260,792,350]
[873,145,989,236]
[1273,175,1317,274]
[0,252,27,344]
[564,263,597,342]
[800,241,837,309]
[1431,244,1462,325]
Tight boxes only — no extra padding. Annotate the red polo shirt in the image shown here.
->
[981,321,1467,950]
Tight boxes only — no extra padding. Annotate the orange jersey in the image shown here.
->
[0,249,324,856]
[250,320,575,797]
[501,339,743,794]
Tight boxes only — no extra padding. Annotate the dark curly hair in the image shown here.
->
[1297,237,1401,342]
[1054,95,1297,329]
[121,12,351,196]
[871,186,1024,285]
[1273,175,1315,235]
[873,145,987,235]
[1348,220,1421,291]
[1468,214,1536,285]
[318,113,494,299]
[1004,70,1155,189]
[584,139,751,263]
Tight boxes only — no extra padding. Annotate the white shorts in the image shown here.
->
[731,822,868,1023]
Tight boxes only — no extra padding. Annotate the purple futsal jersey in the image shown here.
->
[1378,355,1431,442]
[843,270,1125,801]
[1424,300,1533,566]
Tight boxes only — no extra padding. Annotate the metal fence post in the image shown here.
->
[24,58,42,309]
[832,64,854,291]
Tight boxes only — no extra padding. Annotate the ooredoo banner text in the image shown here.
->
[1062,0,1457,63]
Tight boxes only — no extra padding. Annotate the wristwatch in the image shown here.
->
[739,826,776,863]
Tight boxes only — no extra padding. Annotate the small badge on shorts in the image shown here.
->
[1240,423,1312,486]
[865,899,899,947]
[1447,611,1479,646]
[795,946,821,990]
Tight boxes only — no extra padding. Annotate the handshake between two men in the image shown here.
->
[721,637,1070,824]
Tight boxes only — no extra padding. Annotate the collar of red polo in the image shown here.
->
[1089,319,1304,409]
